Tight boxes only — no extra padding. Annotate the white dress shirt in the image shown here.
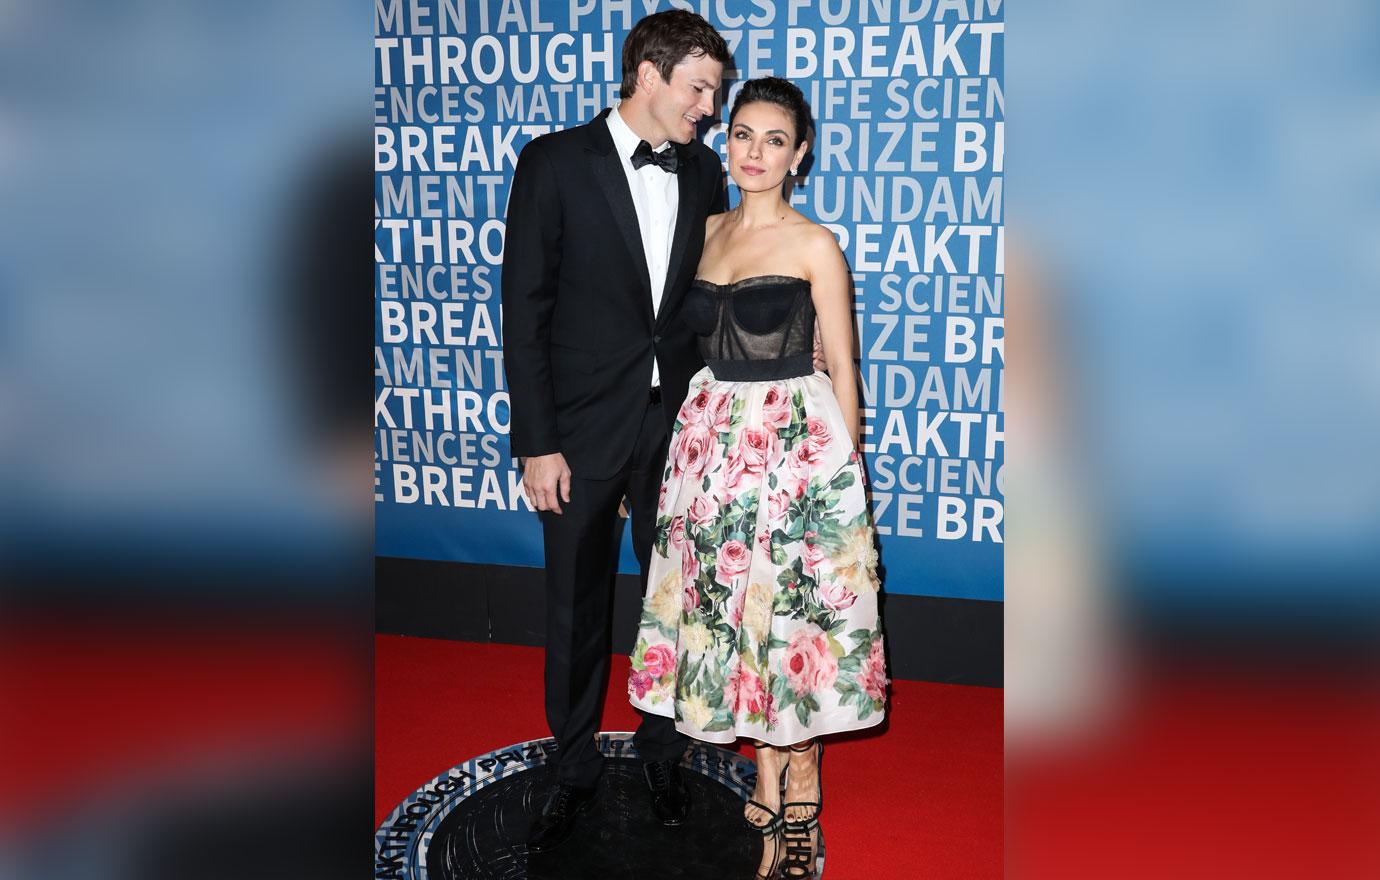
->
[605,106,679,388]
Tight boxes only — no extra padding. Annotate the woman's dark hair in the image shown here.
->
[620,10,732,100]
[729,77,812,148]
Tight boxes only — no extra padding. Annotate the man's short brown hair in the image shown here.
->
[620,10,732,100]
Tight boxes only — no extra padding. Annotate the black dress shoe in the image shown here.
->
[527,782,597,853]
[642,759,690,826]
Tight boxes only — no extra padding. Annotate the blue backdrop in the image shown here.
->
[375,0,1004,601]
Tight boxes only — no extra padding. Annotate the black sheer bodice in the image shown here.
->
[682,275,815,381]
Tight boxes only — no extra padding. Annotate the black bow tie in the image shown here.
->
[631,140,679,174]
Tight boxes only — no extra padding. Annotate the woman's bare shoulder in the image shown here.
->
[705,211,731,235]
[789,217,843,262]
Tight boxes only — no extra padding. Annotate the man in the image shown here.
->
[501,11,732,852]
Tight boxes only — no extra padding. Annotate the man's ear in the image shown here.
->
[638,59,662,93]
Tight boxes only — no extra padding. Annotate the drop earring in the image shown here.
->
[790,166,798,176]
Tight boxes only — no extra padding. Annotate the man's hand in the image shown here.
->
[521,452,572,514]
[812,324,828,373]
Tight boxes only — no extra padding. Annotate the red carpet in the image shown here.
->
[376,635,1002,879]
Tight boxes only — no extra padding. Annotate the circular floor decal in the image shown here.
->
[375,732,825,879]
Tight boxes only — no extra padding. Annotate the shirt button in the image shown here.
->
[653,334,662,343]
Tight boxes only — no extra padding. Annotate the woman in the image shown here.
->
[627,77,887,879]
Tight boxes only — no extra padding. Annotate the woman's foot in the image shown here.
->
[746,742,786,878]
[778,741,822,878]
[782,741,821,826]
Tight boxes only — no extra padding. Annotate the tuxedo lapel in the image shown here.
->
[586,114,653,314]
[657,146,700,331]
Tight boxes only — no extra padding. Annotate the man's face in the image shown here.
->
[645,52,722,145]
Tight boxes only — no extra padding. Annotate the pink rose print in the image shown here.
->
[819,578,857,611]
[681,388,711,424]
[783,626,839,697]
[738,426,775,472]
[673,424,714,479]
[682,581,700,615]
[688,494,718,526]
[802,535,830,576]
[764,692,780,727]
[756,528,771,552]
[668,515,686,551]
[706,392,732,433]
[643,644,675,679]
[657,484,668,513]
[629,669,653,700]
[681,541,700,583]
[781,470,807,501]
[795,435,826,468]
[805,416,833,452]
[767,490,791,524]
[860,638,888,702]
[721,447,747,491]
[761,385,791,430]
[729,588,745,628]
[715,539,751,585]
[730,667,767,716]
[723,665,739,709]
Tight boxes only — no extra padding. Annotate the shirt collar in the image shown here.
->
[607,105,669,162]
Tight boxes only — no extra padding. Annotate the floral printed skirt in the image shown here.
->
[628,367,888,746]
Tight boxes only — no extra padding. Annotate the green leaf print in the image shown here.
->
[694,531,716,555]
[775,564,797,592]
[826,633,846,660]
[815,520,846,550]
[783,514,805,542]
[740,648,759,676]
[640,608,673,639]
[771,672,793,704]
[771,588,796,616]
[706,678,725,704]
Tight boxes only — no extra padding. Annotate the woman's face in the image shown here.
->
[726,100,808,194]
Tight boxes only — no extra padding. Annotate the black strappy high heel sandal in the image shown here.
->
[745,741,788,879]
[777,741,823,879]
[746,800,784,879]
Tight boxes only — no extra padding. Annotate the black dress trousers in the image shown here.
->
[539,396,687,788]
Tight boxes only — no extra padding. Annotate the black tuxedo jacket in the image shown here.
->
[502,109,725,479]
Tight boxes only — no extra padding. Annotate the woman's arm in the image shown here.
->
[805,225,859,447]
